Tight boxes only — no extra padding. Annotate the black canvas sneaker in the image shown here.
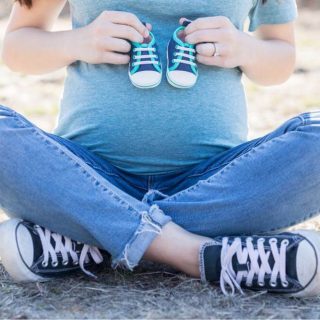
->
[200,230,320,297]
[0,219,105,282]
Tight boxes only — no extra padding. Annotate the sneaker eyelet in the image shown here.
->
[51,261,59,267]
[42,261,48,268]
[63,260,69,266]
[73,260,79,266]
[269,238,277,245]
[258,281,265,287]
[258,238,265,243]
[282,280,289,288]
[282,239,289,246]
[269,280,277,287]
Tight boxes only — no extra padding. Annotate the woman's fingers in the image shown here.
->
[101,37,131,53]
[196,43,227,57]
[110,24,145,43]
[196,54,231,68]
[196,43,216,56]
[102,11,149,38]
[184,16,231,35]
[185,29,224,45]
[145,23,153,32]
[102,51,130,64]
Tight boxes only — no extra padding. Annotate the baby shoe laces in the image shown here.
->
[220,236,289,295]
[132,47,159,66]
[173,45,196,66]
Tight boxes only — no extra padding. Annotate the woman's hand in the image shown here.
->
[182,17,247,69]
[75,11,151,65]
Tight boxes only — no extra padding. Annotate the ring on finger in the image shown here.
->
[212,42,220,57]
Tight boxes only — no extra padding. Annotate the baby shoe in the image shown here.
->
[129,31,162,89]
[166,21,198,89]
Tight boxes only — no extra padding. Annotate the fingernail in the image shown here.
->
[144,29,149,38]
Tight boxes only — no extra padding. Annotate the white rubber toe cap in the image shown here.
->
[292,230,320,297]
[129,71,161,88]
[0,219,44,282]
[167,70,197,88]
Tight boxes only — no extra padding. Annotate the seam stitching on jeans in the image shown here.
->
[255,208,320,234]
[12,114,143,216]
[163,133,294,202]
[185,115,308,180]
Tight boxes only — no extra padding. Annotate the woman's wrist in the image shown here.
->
[237,30,256,72]
[59,28,83,65]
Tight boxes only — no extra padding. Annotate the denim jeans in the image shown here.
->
[1,104,320,270]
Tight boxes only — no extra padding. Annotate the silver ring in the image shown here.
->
[212,42,219,57]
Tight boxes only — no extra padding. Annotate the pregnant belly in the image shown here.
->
[55,64,247,174]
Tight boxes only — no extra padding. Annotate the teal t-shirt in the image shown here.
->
[54,0,298,175]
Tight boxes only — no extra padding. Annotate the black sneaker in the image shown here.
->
[0,219,106,282]
[200,231,320,297]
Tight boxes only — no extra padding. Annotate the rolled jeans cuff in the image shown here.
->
[111,204,172,270]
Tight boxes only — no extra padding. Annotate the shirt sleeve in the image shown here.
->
[248,0,298,32]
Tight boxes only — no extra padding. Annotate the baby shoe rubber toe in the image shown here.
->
[129,32,162,89]
[167,21,198,89]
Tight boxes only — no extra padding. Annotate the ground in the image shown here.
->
[1,9,320,319]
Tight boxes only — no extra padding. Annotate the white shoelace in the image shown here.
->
[132,47,159,66]
[220,237,289,296]
[35,226,103,278]
[173,45,196,66]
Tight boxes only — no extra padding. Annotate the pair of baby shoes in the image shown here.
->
[129,21,198,89]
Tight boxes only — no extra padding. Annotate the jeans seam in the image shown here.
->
[185,164,230,179]
[254,208,320,234]
[162,132,295,203]
[12,113,144,217]
[185,114,307,180]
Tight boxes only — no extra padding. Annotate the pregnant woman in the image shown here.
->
[1,0,320,297]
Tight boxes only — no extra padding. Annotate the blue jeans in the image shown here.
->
[1,104,320,270]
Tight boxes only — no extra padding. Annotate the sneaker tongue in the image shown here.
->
[173,26,193,48]
[141,32,155,47]
[202,243,222,282]
[26,224,44,261]
[285,242,298,280]
[230,237,298,283]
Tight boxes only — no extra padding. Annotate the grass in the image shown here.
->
[1,8,320,320]
[2,261,320,319]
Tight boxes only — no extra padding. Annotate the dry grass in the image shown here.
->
[1,8,320,320]
[2,262,320,320]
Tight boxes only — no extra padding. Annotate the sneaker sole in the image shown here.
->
[166,70,196,89]
[166,42,197,89]
[287,229,320,298]
[0,219,47,282]
[128,65,162,89]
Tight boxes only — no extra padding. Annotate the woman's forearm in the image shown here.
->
[1,27,79,74]
[239,32,296,86]
[184,17,296,86]
[2,10,149,75]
